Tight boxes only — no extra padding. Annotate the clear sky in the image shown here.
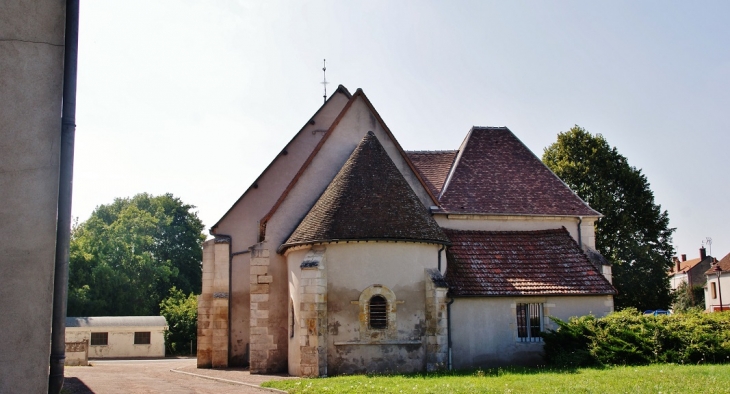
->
[74,1,730,260]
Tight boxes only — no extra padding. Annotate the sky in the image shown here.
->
[74,1,730,260]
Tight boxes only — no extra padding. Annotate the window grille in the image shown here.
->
[90,332,108,346]
[134,332,151,345]
[516,303,543,342]
[369,295,388,329]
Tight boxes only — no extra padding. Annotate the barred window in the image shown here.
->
[90,332,108,346]
[369,295,388,329]
[134,332,151,345]
[516,303,543,342]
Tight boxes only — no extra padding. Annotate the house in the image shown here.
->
[65,316,168,360]
[705,252,730,312]
[669,247,714,290]
[196,86,616,376]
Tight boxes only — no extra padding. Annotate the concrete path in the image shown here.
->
[64,358,295,394]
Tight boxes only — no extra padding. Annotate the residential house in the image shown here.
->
[705,252,730,312]
[196,86,616,376]
[669,247,714,290]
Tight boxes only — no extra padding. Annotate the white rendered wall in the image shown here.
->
[66,326,166,358]
[451,295,613,369]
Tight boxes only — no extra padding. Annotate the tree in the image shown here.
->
[542,126,675,310]
[671,281,705,312]
[159,287,198,355]
[68,193,205,316]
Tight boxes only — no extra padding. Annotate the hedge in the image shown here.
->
[543,309,730,367]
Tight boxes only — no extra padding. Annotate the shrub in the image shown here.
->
[159,287,198,355]
[543,309,730,367]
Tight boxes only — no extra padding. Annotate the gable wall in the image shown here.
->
[204,92,349,366]
[266,96,433,247]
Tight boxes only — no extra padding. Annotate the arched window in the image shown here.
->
[369,295,388,329]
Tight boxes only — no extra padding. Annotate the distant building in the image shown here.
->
[66,317,167,360]
[669,247,714,290]
[197,86,616,376]
[705,252,730,312]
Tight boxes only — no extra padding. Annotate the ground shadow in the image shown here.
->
[63,377,95,394]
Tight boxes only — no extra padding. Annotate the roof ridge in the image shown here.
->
[406,150,459,154]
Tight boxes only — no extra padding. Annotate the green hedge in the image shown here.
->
[543,309,730,367]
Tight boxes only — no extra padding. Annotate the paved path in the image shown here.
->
[64,358,295,394]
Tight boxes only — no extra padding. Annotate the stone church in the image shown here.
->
[197,85,615,376]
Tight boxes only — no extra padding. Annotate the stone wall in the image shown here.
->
[197,238,230,368]
[298,249,327,377]
[249,244,277,373]
[424,269,448,372]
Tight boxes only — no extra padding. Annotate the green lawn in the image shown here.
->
[262,364,730,393]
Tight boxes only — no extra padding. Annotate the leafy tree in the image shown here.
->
[68,193,205,316]
[671,281,705,312]
[543,126,675,310]
[159,287,198,355]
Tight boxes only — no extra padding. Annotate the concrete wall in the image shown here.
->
[66,327,166,358]
[0,1,66,392]
[451,295,613,369]
[435,215,598,251]
[322,242,440,375]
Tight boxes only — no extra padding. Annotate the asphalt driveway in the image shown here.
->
[63,358,293,394]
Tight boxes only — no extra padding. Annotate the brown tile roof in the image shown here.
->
[406,151,458,196]
[280,132,449,253]
[444,227,616,296]
[706,252,730,275]
[438,127,600,216]
[670,257,702,274]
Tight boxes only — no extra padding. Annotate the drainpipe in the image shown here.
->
[437,245,445,273]
[49,1,80,393]
[576,216,583,249]
[446,297,455,370]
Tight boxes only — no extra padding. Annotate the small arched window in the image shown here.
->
[369,295,388,329]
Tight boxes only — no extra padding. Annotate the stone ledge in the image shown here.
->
[334,340,421,346]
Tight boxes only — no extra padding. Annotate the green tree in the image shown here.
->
[542,126,675,310]
[68,193,205,316]
[159,287,198,355]
[672,281,705,312]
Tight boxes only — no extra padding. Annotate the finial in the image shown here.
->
[321,59,329,103]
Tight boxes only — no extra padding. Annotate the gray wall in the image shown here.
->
[0,1,66,392]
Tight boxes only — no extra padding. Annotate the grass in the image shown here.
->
[262,364,730,393]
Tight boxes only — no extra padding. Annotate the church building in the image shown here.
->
[197,85,615,376]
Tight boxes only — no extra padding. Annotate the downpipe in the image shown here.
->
[49,1,80,393]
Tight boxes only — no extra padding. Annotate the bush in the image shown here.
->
[159,287,198,355]
[543,309,730,367]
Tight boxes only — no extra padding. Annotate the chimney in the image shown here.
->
[681,254,687,262]
[700,247,707,260]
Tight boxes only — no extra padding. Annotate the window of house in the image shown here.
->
[369,295,388,329]
[516,303,543,342]
[90,332,108,346]
[134,332,151,345]
[712,282,718,299]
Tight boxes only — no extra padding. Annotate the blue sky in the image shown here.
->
[74,1,730,259]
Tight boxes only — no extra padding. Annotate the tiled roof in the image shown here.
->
[280,132,449,252]
[706,252,730,275]
[406,151,458,196]
[444,227,616,296]
[438,127,600,216]
[670,257,702,274]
